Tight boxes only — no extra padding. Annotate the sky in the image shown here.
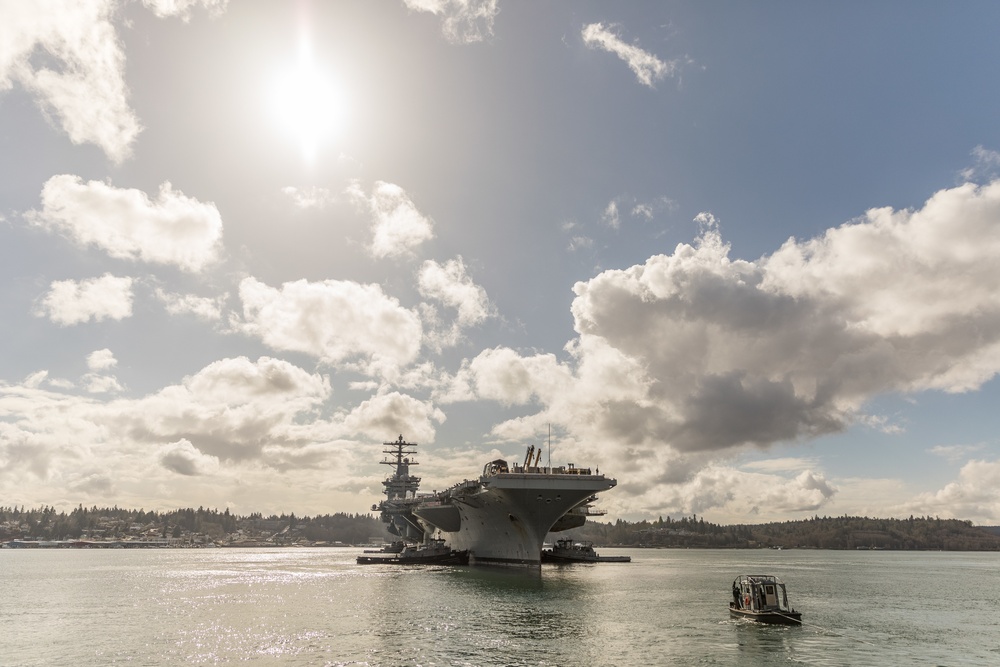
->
[3,0,1000,526]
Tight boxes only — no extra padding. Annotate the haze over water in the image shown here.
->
[2,547,997,666]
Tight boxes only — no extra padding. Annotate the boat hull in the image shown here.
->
[542,552,631,563]
[729,605,802,625]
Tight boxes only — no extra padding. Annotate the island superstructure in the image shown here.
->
[372,435,616,566]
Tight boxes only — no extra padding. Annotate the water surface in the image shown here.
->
[2,548,997,665]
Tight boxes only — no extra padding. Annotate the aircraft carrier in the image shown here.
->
[370,435,617,567]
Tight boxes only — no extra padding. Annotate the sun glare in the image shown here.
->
[269,43,347,161]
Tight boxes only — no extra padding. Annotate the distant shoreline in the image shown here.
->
[5,540,1000,553]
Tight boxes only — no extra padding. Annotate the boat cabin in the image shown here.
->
[730,574,801,624]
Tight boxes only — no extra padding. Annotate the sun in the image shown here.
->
[268,42,347,161]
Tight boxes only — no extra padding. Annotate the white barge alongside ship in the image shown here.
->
[362,436,617,567]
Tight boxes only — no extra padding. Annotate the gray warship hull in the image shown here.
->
[372,437,616,568]
[414,471,615,566]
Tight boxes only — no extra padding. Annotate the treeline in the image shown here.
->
[5,505,1000,550]
[0,505,386,545]
[560,514,1000,551]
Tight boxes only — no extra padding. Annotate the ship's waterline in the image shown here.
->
[372,436,616,566]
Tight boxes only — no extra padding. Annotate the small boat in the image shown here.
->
[729,574,802,625]
[541,538,631,563]
[357,538,469,565]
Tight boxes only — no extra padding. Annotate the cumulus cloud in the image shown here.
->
[86,348,117,372]
[582,23,682,88]
[237,277,423,375]
[82,348,123,394]
[29,175,223,272]
[35,273,134,325]
[346,180,435,259]
[596,462,837,520]
[452,180,1000,510]
[905,459,1000,522]
[418,257,494,348]
[419,258,492,327]
[0,0,140,162]
[342,391,445,443]
[402,0,499,44]
[0,356,433,512]
[158,439,220,475]
[466,347,573,407]
[83,375,122,394]
[120,356,331,462]
[155,288,225,321]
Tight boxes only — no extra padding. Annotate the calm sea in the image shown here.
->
[1,547,997,666]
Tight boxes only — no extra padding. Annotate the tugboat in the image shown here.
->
[541,538,631,563]
[729,574,802,625]
[356,538,468,565]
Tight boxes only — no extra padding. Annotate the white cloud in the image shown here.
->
[904,459,1000,522]
[237,277,423,375]
[86,348,117,371]
[464,347,573,407]
[36,273,134,326]
[83,348,122,394]
[83,373,122,394]
[402,0,499,44]
[155,288,225,321]
[123,356,332,462]
[597,463,837,521]
[346,180,435,259]
[29,175,223,272]
[142,0,228,21]
[342,391,445,443]
[458,180,1000,515]
[158,439,220,476]
[281,185,336,210]
[419,257,492,326]
[0,0,140,162]
[0,356,360,514]
[582,23,681,88]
